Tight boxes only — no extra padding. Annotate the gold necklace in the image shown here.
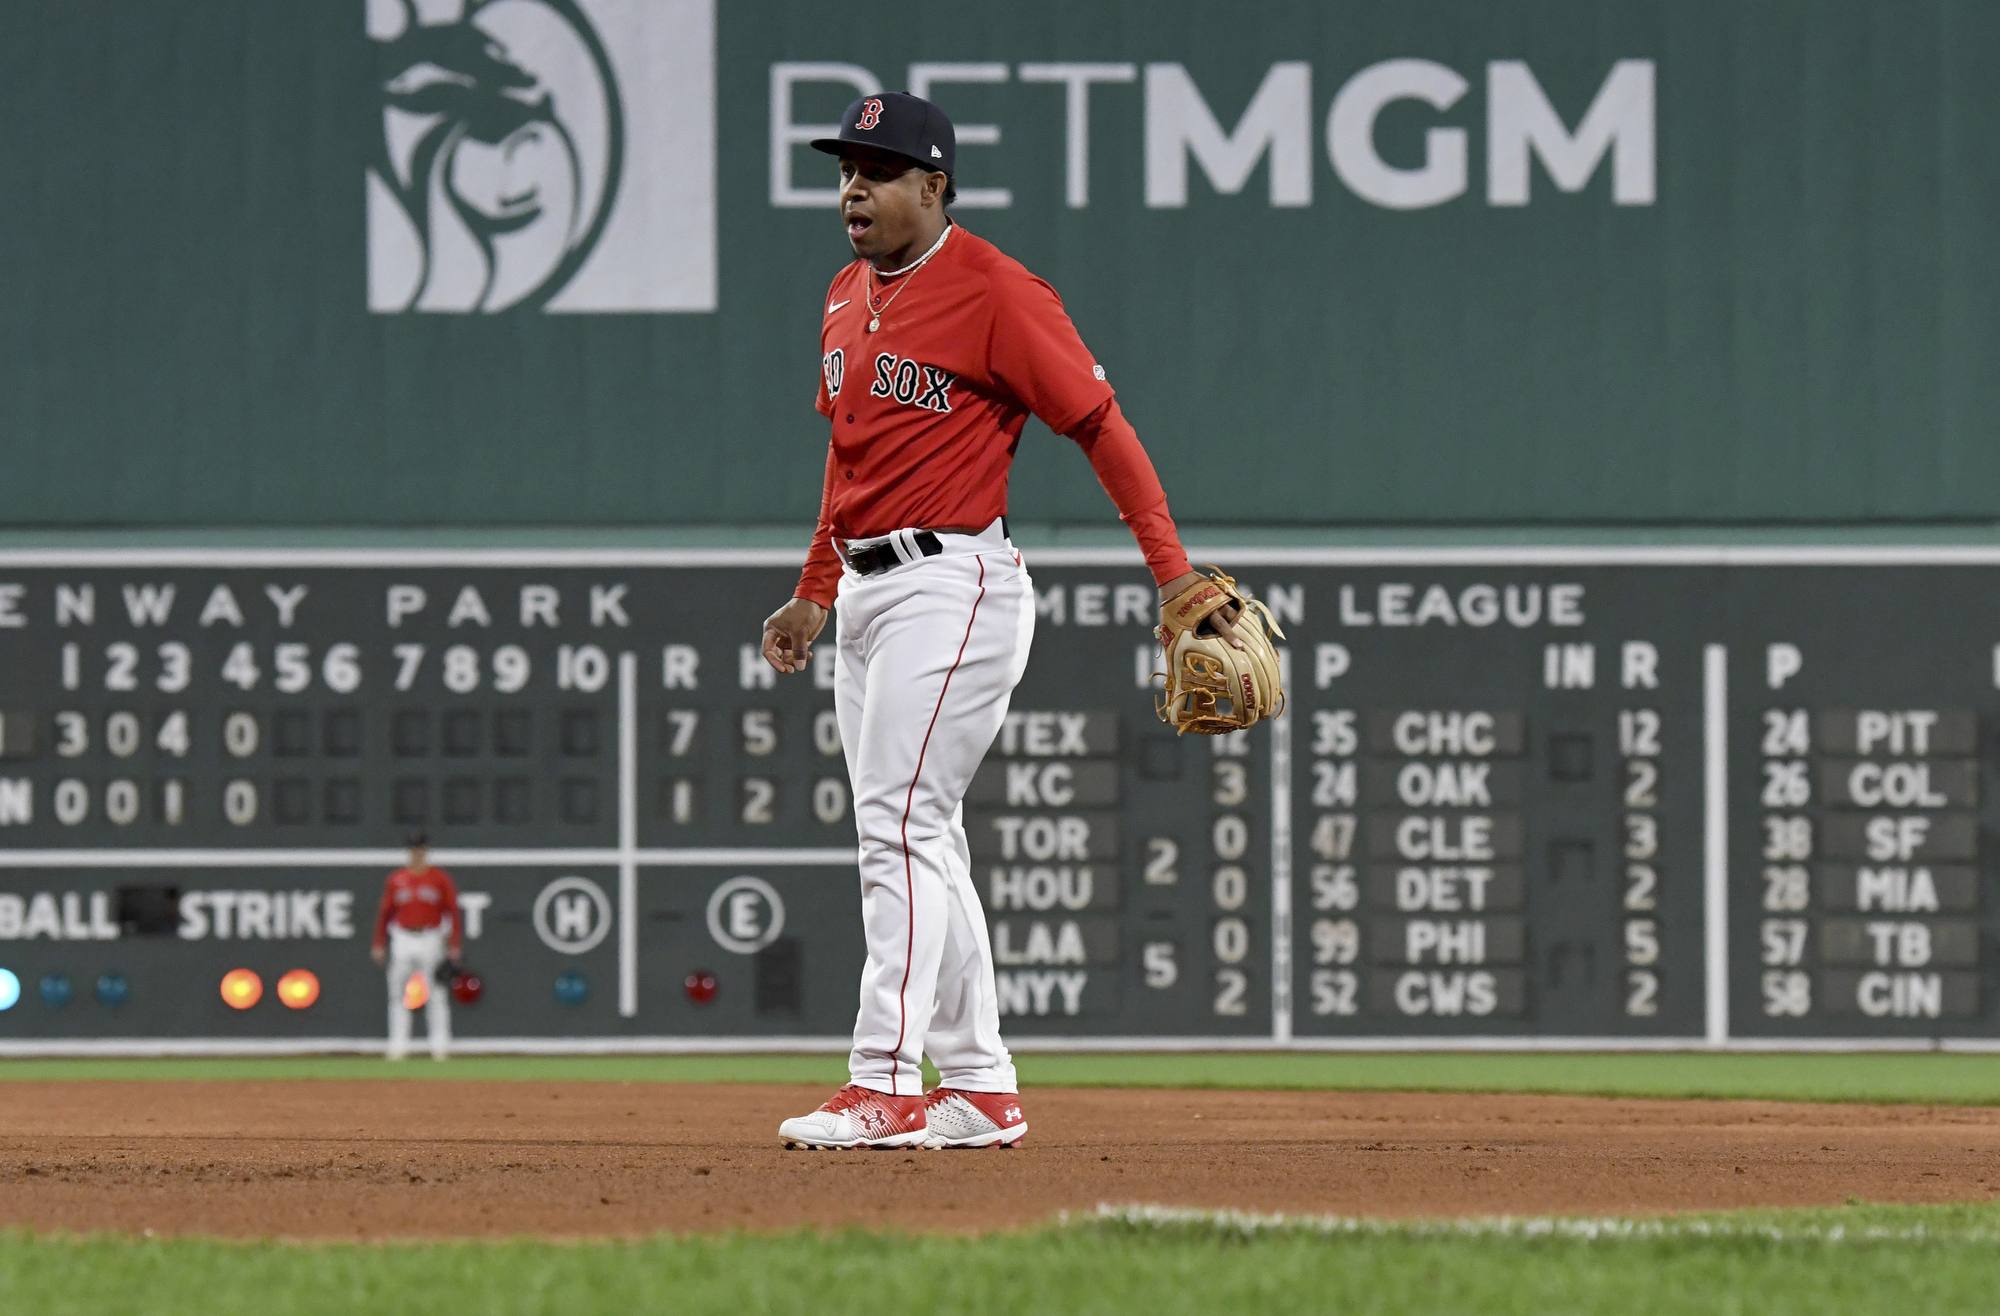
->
[865,225,951,333]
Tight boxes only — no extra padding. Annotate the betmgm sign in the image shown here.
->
[362,4,1649,312]
[365,0,715,313]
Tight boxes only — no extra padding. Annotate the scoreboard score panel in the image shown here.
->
[3,548,2000,1051]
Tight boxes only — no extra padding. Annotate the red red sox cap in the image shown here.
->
[810,92,956,176]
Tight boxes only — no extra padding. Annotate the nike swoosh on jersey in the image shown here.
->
[827,299,850,315]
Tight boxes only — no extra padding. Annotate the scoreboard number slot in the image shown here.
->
[1620,705,1662,1017]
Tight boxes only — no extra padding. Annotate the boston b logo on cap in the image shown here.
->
[811,92,956,177]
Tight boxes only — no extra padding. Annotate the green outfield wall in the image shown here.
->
[0,0,1994,529]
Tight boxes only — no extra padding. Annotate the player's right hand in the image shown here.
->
[762,598,828,674]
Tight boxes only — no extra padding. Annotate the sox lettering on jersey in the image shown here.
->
[868,353,955,414]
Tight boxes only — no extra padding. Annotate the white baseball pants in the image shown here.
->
[835,521,1032,1096]
[385,926,451,1060]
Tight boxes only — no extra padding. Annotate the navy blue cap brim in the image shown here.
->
[807,136,948,174]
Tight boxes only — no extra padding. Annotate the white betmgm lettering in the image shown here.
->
[1019,62,1138,207]
[773,58,1653,214]
[1145,62,1313,207]
[908,63,1012,208]
[1327,59,1469,209]
[1487,60,1655,205]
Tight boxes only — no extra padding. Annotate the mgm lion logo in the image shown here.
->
[367,0,623,312]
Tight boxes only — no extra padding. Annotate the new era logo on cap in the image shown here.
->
[931,146,942,158]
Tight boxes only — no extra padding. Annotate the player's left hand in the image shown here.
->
[1159,570,1245,649]
[370,945,386,967]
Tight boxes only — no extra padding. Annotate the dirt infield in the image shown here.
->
[2,1081,1997,1238]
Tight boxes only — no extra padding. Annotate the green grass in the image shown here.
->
[8,1055,1993,1311]
[5,1051,2000,1104]
[6,1202,2000,1316]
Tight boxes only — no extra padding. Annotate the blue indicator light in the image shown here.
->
[39,974,73,1008]
[95,973,131,1007]
[554,972,590,1006]
[0,968,18,1011]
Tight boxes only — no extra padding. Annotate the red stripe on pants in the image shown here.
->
[888,556,987,1080]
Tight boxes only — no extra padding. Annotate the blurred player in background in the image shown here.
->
[371,832,462,1061]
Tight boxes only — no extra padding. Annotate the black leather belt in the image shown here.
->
[843,530,942,577]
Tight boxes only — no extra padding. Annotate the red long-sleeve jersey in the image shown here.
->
[796,224,1192,607]
[372,866,462,954]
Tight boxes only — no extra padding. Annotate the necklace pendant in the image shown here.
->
[867,317,881,333]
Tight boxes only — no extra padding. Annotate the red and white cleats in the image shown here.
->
[922,1088,1026,1148]
[779,1084,929,1150]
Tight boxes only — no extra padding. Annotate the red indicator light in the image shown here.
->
[220,969,263,1010]
[684,971,718,1004]
[277,970,320,1009]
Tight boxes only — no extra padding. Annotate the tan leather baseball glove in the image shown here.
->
[1153,568,1286,734]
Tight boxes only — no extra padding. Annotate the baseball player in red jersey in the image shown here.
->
[370,831,463,1061]
[762,93,1243,1150]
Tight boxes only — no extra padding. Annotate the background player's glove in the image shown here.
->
[434,961,455,986]
[1153,567,1286,735]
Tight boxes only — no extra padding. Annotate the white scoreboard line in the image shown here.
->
[1703,644,1731,1045]
[0,849,860,867]
[11,543,2000,568]
[1269,647,1294,1043]
[0,540,2000,568]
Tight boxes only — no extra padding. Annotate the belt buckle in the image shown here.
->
[843,539,885,576]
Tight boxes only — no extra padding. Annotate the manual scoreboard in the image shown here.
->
[2,549,1999,1050]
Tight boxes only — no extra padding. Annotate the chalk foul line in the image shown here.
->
[1068,1203,2000,1245]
